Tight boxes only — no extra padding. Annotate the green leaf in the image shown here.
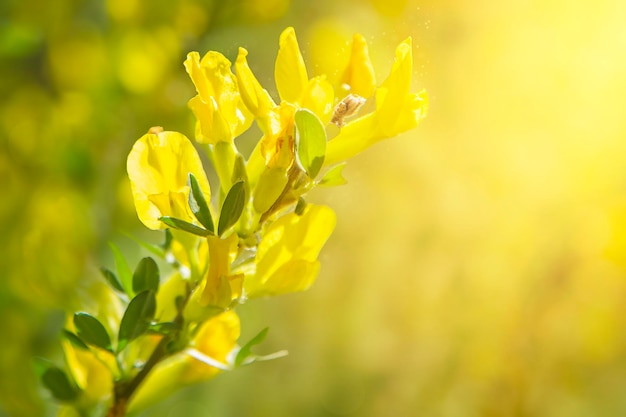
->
[318,162,348,187]
[32,357,53,378]
[73,313,113,352]
[295,109,326,179]
[118,290,157,351]
[123,232,166,259]
[218,180,246,236]
[109,242,133,297]
[235,327,269,367]
[295,197,307,216]
[61,330,89,351]
[163,229,173,250]
[41,367,79,402]
[160,216,211,237]
[188,173,215,233]
[99,267,124,293]
[132,257,160,293]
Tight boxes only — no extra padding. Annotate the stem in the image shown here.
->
[105,288,191,416]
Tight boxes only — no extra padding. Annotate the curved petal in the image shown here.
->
[275,27,308,103]
[374,37,413,135]
[127,131,211,229]
[246,204,336,297]
[235,47,275,122]
[341,33,376,98]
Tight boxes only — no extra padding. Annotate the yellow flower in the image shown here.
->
[127,311,240,414]
[127,130,211,230]
[184,51,253,144]
[325,37,429,165]
[245,204,336,297]
[185,234,243,319]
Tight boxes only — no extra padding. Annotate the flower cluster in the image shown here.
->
[44,27,427,416]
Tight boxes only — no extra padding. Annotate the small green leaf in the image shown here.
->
[160,216,211,237]
[295,109,326,179]
[32,357,53,378]
[73,313,113,352]
[218,180,246,236]
[118,290,157,351]
[295,197,307,216]
[99,267,124,293]
[132,257,160,293]
[163,229,173,250]
[123,232,166,259]
[188,173,215,233]
[41,367,79,402]
[235,327,269,367]
[109,242,133,297]
[318,162,348,187]
[61,330,89,351]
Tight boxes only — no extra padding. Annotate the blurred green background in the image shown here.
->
[3,0,626,416]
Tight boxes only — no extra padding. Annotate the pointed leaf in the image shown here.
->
[32,357,54,378]
[41,367,79,402]
[235,327,269,367]
[218,180,246,236]
[109,242,133,297]
[61,330,89,351]
[118,290,157,351]
[132,257,160,293]
[160,216,212,237]
[124,232,166,258]
[188,173,215,233]
[318,162,348,187]
[73,313,113,352]
[295,109,326,178]
[99,267,124,293]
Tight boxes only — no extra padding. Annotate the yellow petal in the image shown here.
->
[235,47,275,122]
[324,112,378,165]
[275,27,308,103]
[375,37,413,135]
[184,52,212,102]
[127,131,211,229]
[256,259,320,296]
[247,204,336,297]
[301,75,335,125]
[341,33,376,98]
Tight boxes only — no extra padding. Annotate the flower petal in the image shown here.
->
[375,37,413,135]
[275,27,308,103]
[246,204,336,297]
[341,33,376,98]
[127,131,211,229]
[235,47,275,123]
